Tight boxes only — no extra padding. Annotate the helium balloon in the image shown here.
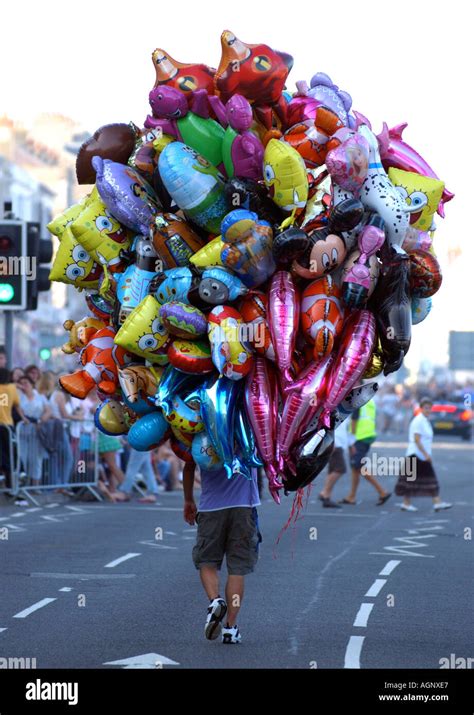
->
[208,305,253,380]
[239,291,274,360]
[93,156,160,235]
[167,339,214,373]
[114,295,170,364]
[151,47,215,95]
[150,212,205,269]
[198,267,248,304]
[159,302,207,338]
[127,126,163,182]
[411,296,432,325]
[408,249,442,298]
[199,376,242,477]
[48,194,91,239]
[263,139,308,213]
[49,227,103,289]
[94,399,130,436]
[189,236,224,268]
[267,271,299,389]
[158,142,228,234]
[300,276,345,359]
[220,209,275,288]
[76,122,137,185]
[388,168,445,232]
[191,430,223,471]
[341,216,385,308]
[128,411,169,451]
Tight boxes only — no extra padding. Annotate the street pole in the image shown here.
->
[4,312,13,368]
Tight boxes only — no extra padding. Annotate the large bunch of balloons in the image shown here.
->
[48,30,452,504]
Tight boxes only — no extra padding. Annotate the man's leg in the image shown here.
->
[200,565,220,601]
[320,470,342,499]
[225,575,244,627]
[345,467,361,503]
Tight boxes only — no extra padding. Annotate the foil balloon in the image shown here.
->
[369,244,412,375]
[298,72,353,127]
[235,400,262,469]
[319,309,376,428]
[61,317,106,355]
[128,411,169,451]
[158,142,228,234]
[341,215,385,308]
[76,123,137,185]
[189,236,224,268]
[411,296,432,325]
[69,189,133,266]
[244,357,281,501]
[333,381,379,426]
[224,176,286,227]
[214,30,293,128]
[159,302,207,339]
[198,267,248,304]
[389,168,445,232]
[263,139,308,214]
[114,236,160,324]
[377,123,453,217]
[153,267,195,305]
[151,48,215,95]
[285,426,334,490]
[47,194,91,239]
[161,390,204,434]
[209,93,264,180]
[267,271,299,389]
[92,157,160,235]
[168,339,214,373]
[408,249,442,298]
[191,430,223,471]
[208,305,253,380]
[150,212,205,269]
[278,354,333,469]
[114,295,170,364]
[146,86,225,168]
[118,364,160,414]
[199,376,242,478]
[155,366,201,412]
[300,275,345,359]
[127,126,163,182]
[326,133,370,194]
[59,326,129,400]
[49,227,103,289]
[94,399,130,436]
[220,209,275,288]
[362,342,385,378]
[239,291,274,361]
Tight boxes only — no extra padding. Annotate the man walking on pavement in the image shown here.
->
[183,460,261,644]
[339,399,392,506]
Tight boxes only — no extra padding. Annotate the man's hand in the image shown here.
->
[184,499,197,526]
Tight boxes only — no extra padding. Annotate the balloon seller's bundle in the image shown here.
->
[49,31,452,505]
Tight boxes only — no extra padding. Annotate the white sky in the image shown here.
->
[1,0,472,373]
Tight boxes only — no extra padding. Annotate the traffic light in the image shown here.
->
[26,222,53,311]
[0,221,27,310]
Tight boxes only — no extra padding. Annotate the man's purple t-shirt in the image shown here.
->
[198,467,260,512]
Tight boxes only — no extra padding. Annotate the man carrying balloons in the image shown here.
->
[183,458,261,644]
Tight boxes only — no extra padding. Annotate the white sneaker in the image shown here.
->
[204,597,227,640]
[222,624,242,644]
[400,503,418,512]
[434,502,453,511]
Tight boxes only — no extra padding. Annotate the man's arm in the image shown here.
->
[183,460,197,525]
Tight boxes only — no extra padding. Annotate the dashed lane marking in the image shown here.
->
[13,598,57,619]
[104,553,141,568]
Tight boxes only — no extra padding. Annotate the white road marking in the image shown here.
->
[379,560,400,576]
[165,531,177,536]
[104,553,141,568]
[303,512,376,519]
[371,534,438,557]
[0,628,7,633]
[26,507,42,512]
[353,603,374,628]
[2,523,26,532]
[138,541,178,550]
[344,636,365,668]
[365,579,387,598]
[104,652,179,668]
[13,598,57,619]
[59,587,73,592]
[41,515,62,522]
[11,512,26,518]
[45,503,60,508]
[65,506,86,513]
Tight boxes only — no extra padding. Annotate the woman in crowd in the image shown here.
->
[24,365,41,387]
[395,396,452,512]
[0,368,27,492]
[17,374,52,488]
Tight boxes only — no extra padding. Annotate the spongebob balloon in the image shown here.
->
[47,194,92,240]
[114,295,170,364]
[49,227,103,289]
[263,139,308,223]
[388,168,445,233]
[70,189,133,266]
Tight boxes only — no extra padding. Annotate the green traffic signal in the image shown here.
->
[0,283,15,303]
[39,348,51,360]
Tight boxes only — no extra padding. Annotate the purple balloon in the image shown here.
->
[92,156,160,235]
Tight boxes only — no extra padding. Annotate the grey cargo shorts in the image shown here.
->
[192,507,259,576]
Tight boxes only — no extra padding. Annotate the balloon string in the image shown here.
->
[273,487,308,559]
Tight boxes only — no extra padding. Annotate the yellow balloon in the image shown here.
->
[190,235,224,267]
[114,295,170,364]
[152,133,175,155]
[388,168,444,232]
[49,226,103,289]
[263,139,308,212]
[47,193,92,239]
[70,191,133,266]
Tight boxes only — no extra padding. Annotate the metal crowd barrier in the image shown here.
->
[13,418,102,506]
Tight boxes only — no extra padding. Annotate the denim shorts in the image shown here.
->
[192,507,259,576]
[350,440,373,470]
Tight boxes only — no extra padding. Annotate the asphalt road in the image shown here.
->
[0,434,473,670]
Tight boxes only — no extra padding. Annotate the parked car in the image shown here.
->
[415,397,473,440]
